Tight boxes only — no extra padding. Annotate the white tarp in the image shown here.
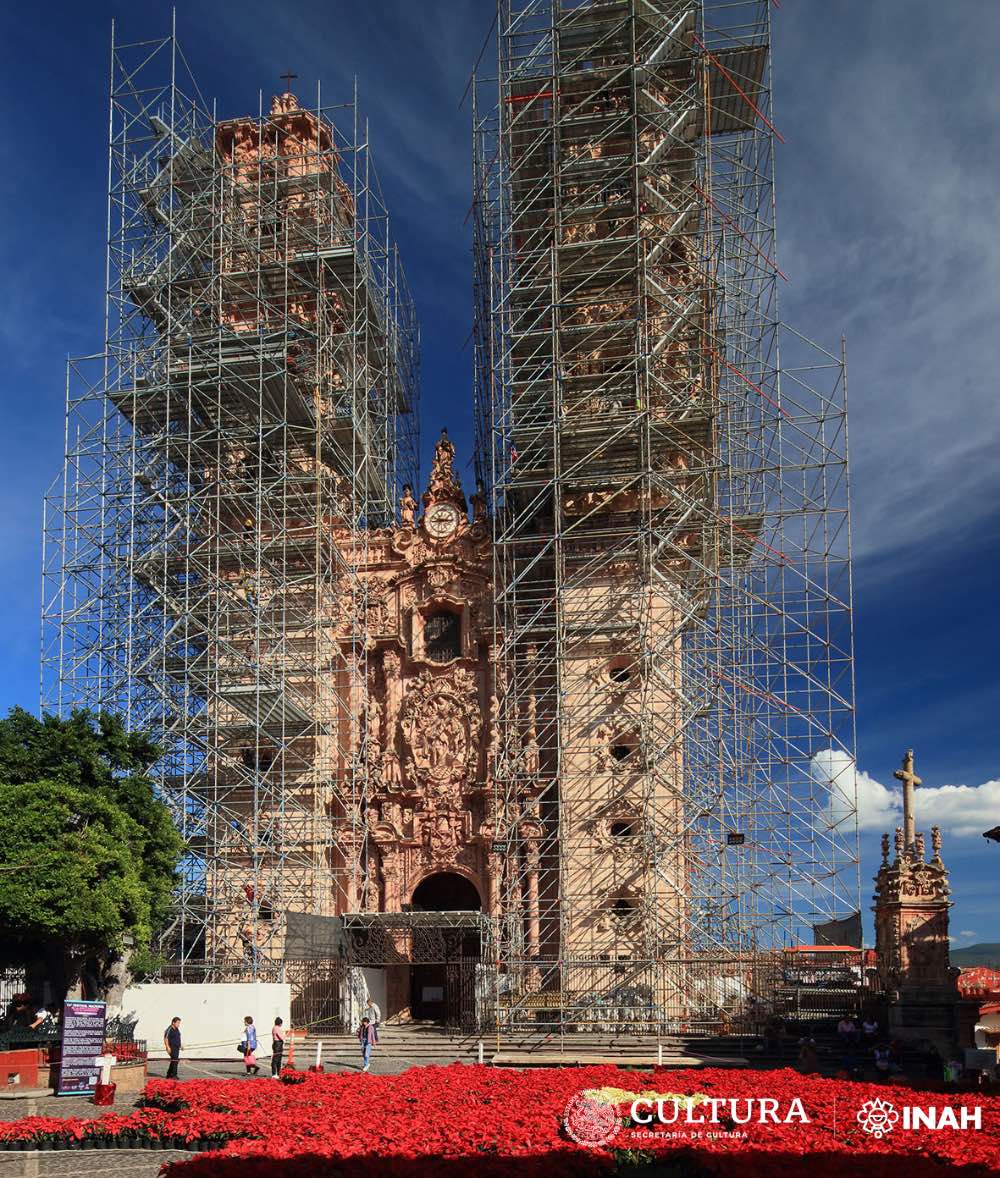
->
[111,982,290,1059]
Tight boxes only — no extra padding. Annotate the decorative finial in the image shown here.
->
[914,831,925,862]
[931,825,943,862]
[880,832,890,866]
[893,748,922,850]
[894,826,904,859]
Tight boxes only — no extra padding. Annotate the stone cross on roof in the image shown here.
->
[893,748,922,850]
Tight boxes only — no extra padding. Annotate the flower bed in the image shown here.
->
[0,1065,997,1174]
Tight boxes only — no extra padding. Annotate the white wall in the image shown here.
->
[974,1011,1000,1056]
[342,966,386,1031]
[112,983,291,1060]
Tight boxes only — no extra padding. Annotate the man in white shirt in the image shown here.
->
[365,996,381,1041]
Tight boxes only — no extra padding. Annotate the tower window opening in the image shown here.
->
[425,610,461,663]
[609,894,640,920]
[608,661,632,685]
[610,819,639,840]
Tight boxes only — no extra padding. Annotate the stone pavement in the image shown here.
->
[0,1150,188,1177]
[0,1050,456,1178]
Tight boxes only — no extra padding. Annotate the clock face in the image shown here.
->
[425,503,460,539]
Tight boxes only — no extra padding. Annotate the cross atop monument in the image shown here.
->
[894,748,922,850]
[280,70,298,93]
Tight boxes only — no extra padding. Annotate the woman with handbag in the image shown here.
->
[240,1015,260,1075]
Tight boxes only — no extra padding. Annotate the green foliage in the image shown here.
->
[0,708,184,967]
[128,944,171,981]
[0,778,151,954]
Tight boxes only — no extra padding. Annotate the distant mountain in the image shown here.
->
[952,943,1000,968]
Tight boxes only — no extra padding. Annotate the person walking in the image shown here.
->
[163,1017,181,1080]
[365,995,381,1042]
[271,1017,286,1078]
[357,1016,377,1073]
[796,1036,819,1073]
[241,1015,260,1076]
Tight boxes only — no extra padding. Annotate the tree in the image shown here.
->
[0,708,184,989]
[0,779,151,966]
[0,708,182,930]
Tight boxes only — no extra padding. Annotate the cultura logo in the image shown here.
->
[563,1093,620,1148]
[857,1097,899,1138]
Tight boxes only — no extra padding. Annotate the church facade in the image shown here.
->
[339,432,499,919]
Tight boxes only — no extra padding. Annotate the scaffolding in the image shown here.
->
[41,23,419,976]
[473,0,858,1031]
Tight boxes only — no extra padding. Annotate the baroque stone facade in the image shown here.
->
[336,430,500,918]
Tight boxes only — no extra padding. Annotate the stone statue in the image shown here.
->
[471,480,487,523]
[424,428,465,510]
[400,484,418,527]
[367,697,383,755]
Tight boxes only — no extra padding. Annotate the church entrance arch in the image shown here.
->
[412,871,481,912]
[409,872,482,1023]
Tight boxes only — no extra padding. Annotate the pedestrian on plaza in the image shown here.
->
[762,1013,784,1055]
[365,995,381,1042]
[921,1041,945,1086]
[836,1014,859,1045]
[357,1015,377,1073]
[28,1002,51,1032]
[241,1015,260,1075]
[862,1015,878,1043]
[874,1042,901,1080]
[271,1017,286,1078]
[796,1036,819,1074]
[163,1017,182,1080]
[836,1014,859,1071]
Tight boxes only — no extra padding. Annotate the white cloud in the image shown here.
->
[811,748,900,832]
[959,931,978,939]
[913,781,1000,839]
[811,749,1000,840]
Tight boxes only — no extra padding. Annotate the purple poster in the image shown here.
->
[57,1000,107,1096]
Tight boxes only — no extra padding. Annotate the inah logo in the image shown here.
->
[857,1097,899,1138]
[563,1093,620,1148]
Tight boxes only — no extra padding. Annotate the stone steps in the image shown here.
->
[290,1026,764,1067]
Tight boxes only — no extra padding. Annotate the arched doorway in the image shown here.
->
[412,872,481,912]
[409,872,482,1022]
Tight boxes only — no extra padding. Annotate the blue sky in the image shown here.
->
[1,1,998,946]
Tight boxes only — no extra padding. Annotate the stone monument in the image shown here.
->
[872,749,977,1049]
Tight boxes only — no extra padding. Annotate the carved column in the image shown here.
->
[381,846,402,913]
[383,649,402,783]
[524,837,541,960]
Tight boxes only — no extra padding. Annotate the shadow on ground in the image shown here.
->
[159,1147,998,1178]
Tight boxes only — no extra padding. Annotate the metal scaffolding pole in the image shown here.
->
[474,0,858,1035]
[40,24,420,980]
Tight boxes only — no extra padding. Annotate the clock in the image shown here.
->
[425,502,460,540]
